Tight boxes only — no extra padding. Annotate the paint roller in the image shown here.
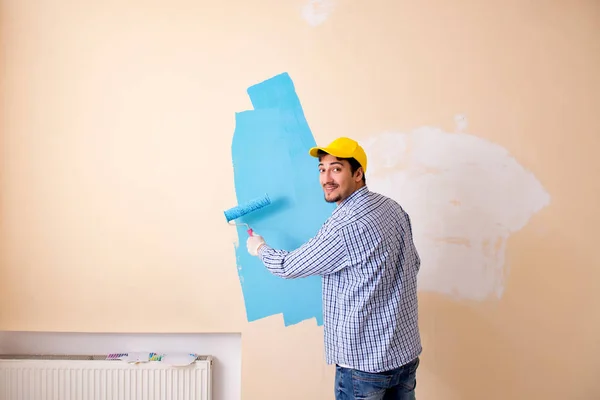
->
[224,194,272,236]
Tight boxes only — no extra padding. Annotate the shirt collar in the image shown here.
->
[332,185,369,216]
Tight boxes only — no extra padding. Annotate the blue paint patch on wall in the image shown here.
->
[230,72,335,326]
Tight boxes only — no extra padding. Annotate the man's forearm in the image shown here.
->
[256,232,349,279]
[257,244,293,278]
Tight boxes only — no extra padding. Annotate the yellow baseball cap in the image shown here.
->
[309,137,368,173]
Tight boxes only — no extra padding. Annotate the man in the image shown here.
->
[246,136,422,400]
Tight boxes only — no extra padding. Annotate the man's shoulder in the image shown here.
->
[366,189,405,212]
[332,187,406,228]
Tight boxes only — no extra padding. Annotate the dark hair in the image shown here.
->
[317,150,366,183]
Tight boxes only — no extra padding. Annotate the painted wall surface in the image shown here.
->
[231,72,334,326]
[1,1,599,399]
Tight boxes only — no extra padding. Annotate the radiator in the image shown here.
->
[0,354,212,400]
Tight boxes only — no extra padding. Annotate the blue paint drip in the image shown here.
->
[230,72,335,326]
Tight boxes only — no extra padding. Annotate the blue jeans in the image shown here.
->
[334,357,419,400]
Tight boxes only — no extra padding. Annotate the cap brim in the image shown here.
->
[309,146,353,158]
[309,147,324,157]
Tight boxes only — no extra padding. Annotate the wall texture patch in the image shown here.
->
[360,123,551,301]
[301,0,335,26]
[230,73,334,326]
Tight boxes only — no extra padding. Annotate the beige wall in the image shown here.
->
[1,0,599,399]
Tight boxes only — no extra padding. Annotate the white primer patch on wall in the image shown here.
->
[301,0,335,26]
[360,119,550,301]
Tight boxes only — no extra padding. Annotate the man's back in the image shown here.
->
[320,185,422,373]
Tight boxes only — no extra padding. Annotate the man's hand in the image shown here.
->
[247,234,265,256]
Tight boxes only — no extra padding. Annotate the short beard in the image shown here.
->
[325,194,341,203]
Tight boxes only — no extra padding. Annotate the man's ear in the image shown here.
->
[354,168,364,182]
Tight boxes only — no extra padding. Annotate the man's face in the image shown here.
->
[318,154,363,204]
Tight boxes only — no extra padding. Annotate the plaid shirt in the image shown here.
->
[258,186,422,372]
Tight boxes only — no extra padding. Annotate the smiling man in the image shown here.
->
[246,136,422,400]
